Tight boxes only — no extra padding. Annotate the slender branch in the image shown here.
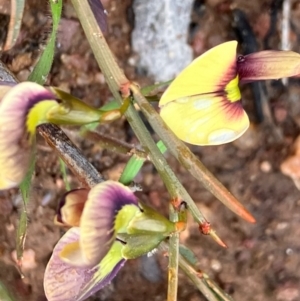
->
[168,229,179,301]
[69,1,187,300]
[37,124,104,187]
[178,254,220,301]
[70,0,210,224]
[160,241,221,301]
[81,130,148,159]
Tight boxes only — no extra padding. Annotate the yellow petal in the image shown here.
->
[159,41,238,106]
[160,94,249,145]
[59,240,90,267]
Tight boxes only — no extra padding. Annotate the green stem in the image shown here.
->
[69,0,204,219]
[160,241,221,301]
[69,1,230,299]
[168,211,179,301]
[28,0,62,84]
[70,10,205,221]
[178,255,220,301]
[59,158,71,190]
[69,1,186,300]
[4,0,25,50]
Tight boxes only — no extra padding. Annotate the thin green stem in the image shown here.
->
[68,0,202,218]
[168,205,179,301]
[69,1,185,299]
[178,254,220,301]
[69,0,204,221]
[70,1,228,300]
[59,158,71,190]
[160,241,220,301]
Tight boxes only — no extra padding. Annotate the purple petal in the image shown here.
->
[0,81,16,87]
[0,82,56,190]
[44,228,125,301]
[79,181,138,267]
[238,50,300,83]
[88,0,108,34]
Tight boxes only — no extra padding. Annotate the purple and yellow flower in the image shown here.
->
[159,41,300,145]
[0,82,123,190]
[44,181,177,301]
[0,82,57,189]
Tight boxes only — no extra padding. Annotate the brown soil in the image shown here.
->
[0,0,300,301]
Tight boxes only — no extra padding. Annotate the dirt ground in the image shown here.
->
[0,0,300,300]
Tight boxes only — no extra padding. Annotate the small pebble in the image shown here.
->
[276,284,299,301]
[210,259,222,272]
[276,222,288,230]
[260,161,272,173]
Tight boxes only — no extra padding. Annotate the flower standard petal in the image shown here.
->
[237,50,300,82]
[160,41,238,106]
[0,82,57,190]
[159,41,249,145]
[59,181,139,267]
[44,227,125,301]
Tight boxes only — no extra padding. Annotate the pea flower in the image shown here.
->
[159,41,300,146]
[44,181,179,301]
[0,82,123,190]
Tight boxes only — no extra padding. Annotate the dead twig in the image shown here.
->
[37,124,104,187]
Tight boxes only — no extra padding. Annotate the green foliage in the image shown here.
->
[119,140,167,185]
[59,158,71,190]
[0,281,16,301]
[17,154,36,267]
[17,0,62,268]
[28,0,62,84]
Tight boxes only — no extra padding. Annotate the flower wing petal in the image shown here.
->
[160,93,249,145]
[44,227,125,301]
[79,181,138,267]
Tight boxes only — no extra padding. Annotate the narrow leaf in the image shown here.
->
[59,158,71,190]
[17,155,36,264]
[4,0,25,50]
[0,281,16,301]
[119,140,167,185]
[28,0,62,84]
